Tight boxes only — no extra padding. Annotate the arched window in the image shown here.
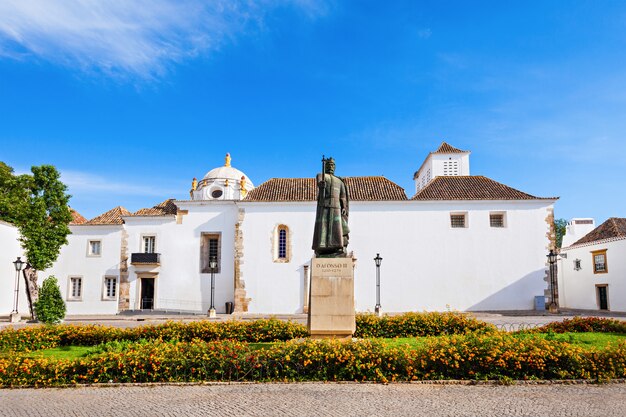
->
[274,225,290,262]
[278,228,287,259]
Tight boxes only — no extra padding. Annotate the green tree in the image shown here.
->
[0,162,72,319]
[555,218,567,248]
[0,162,28,224]
[34,276,67,324]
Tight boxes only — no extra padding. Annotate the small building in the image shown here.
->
[558,217,626,312]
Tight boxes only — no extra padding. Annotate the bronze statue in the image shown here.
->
[312,157,350,257]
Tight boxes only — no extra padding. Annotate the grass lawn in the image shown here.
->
[384,332,626,350]
[26,345,96,360]
[11,332,625,361]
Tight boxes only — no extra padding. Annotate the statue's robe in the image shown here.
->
[312,173,350,256]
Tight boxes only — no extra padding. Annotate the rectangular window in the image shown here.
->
[88,240,101,256]
[143,236,156,254]
[573,259,581,271]
[489,213,505,228]
[592,250,607,274]
[201,232,221,273]
[103,276,117,300]
[69,277,82,300]
[450,213,466,228]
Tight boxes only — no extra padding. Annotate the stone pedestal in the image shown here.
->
[308,257,355,339]
[9,312,20,323]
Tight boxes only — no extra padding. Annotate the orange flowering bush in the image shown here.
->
[0,319,308,353]
[1,335,625,387]
[533,317,626,334]
[355,312,495,338]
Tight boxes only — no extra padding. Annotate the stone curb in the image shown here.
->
[2,379,625,390]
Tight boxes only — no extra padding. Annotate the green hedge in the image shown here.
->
[354,312,494,338]
[1,333,625,387]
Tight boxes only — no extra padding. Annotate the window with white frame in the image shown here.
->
[143,236,156,253]
[450,213,467,228]
[489,213,505,228]
[88,240,102,256]
[103,276,117,300]
[68,277,82,300]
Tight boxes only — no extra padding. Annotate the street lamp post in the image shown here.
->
[208,256,217,318]
[547,249,559,313]
[10,257,25,323]
[374,253,382,317]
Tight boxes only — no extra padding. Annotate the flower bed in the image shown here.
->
[533,317,626,334]
[354,312,494,338]
[0,319,308,353]
[1,333,625,387]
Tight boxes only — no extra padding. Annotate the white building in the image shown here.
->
[558,217,626,312]
[2,143,559,316]
[0,221,29,316]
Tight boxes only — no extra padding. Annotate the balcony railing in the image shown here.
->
[130,253,160,265]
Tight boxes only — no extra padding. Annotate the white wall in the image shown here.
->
[558,239,626,312]
[125,202,238,314]
[0,221,28,315]
[44,225,123,315]
[561,218,596,248]
[240,200,553,314]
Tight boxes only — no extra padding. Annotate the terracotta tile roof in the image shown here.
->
[85,206,131,225]
[132,199,178,216]
[69,209,88,225]
[433,141,468,154]
[411,176,555,201]
[572,218,626,246]
[244,176,407,202]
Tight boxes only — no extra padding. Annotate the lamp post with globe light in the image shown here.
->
[208,256,218,318]
[374,253,382,317]
[10,257,25,323]
[547,249,559,313]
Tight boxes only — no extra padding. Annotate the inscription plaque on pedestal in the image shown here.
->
[308,257,355,339]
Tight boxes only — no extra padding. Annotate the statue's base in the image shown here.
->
[9,312,21,323]
[308,257,355,339]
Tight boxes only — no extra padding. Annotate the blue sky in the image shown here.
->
[0,1,625,222]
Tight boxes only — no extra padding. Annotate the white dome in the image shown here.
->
[203,166,253,187]
[191,153,254,201]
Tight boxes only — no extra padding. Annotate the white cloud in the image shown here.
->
[0,0,325,79]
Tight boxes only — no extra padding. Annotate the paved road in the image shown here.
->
[2,310,625,331]
[0,383,624,417]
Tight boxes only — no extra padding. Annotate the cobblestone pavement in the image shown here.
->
[0,383,624,417]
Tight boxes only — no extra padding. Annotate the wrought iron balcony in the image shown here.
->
[130,253,160,265]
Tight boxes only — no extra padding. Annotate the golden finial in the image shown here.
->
[190,177,198,198]
[225,153,231,167]
[240,176,247,198]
